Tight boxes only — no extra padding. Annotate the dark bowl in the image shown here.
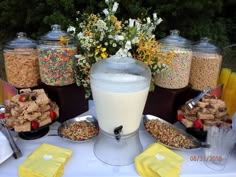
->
[186,127,207,142]
[17,117,59,140]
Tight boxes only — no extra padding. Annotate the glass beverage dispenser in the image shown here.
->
[91,56,151,166]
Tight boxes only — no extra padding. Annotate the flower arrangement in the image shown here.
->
[67,0,175,98]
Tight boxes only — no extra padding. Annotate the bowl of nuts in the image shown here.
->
[58,115,99,142]
[143,114,202,150]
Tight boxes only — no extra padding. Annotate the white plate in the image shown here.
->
[0,129,13,164]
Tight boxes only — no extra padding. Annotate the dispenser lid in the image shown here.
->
[192,37,221,53]
[159,30,191,48]
[40,24,68,41]
[91,56,151,86]
[5,32,37,49]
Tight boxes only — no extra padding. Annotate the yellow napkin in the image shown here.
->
[18,143,72,177]
[135,143,184,177]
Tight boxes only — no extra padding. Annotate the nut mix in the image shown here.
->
[189,52,222,90]
[4,88,59,132]
[178,94,231,131]
[60,121,99,141]
[145,119,194,149]
[4,48,40,88]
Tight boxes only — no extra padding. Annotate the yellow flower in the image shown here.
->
[101,52,108,59]
[134,35,175,73]
[110,15,117,23]
[59,35,69,46]
[95,45,108,59]
[101,47,106,52]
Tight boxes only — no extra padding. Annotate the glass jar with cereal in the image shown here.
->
[3,32,39,88]
[189,37,222,90]
[38,24,77,86]
[154,30,192,89]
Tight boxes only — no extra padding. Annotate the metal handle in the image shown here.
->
[4,127,22,159]
[186,87,211,109]
[200,143,210,148]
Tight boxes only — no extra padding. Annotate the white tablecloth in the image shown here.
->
[0,115,236,177]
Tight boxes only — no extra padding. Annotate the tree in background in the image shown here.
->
[0,0,235,48]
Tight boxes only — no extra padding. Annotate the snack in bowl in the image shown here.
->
[4,88,59,132]
[144,115,201,150]
[58,115,99,142]
[178,94,232,131]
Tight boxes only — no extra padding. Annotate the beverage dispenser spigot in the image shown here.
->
[114,125,123,142]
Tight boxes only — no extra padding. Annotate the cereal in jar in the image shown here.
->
[189,37,222,90]
[154,30,192,89]
[38,24,77,86]
[3,32,39,88]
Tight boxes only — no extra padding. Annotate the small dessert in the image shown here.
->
[178,94,231,131]
[4,88,59,132]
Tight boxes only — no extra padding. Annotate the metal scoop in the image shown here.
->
[185,87,211,110]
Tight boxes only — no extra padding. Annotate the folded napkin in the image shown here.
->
[18,143,72,177]
[135,143,184,177]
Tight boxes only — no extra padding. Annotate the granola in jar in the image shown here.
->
[3,32,40,88]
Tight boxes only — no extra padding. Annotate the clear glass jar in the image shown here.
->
[38,24,77,86]
[154,30,192,89]
[3,32,39,88]
[189,37,222,90]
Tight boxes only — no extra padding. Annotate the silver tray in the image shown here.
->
[58,115,99,142]
[143,114,203,150]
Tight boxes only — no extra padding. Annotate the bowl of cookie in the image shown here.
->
[3,88,59,140]
[178,94,232,141]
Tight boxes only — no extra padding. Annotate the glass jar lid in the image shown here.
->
[5,32,37,49]
[159,30,192,48]
[40,24,68,41]
[192,37,221,53]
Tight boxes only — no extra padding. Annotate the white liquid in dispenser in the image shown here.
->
[91,73,149,135]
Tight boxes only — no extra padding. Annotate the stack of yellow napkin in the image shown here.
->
[18,143,72,177]
[135,143,184,177]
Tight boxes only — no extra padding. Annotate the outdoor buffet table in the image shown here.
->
[0,111,236,177]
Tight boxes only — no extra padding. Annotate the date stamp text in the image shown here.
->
[190,155,223,161]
